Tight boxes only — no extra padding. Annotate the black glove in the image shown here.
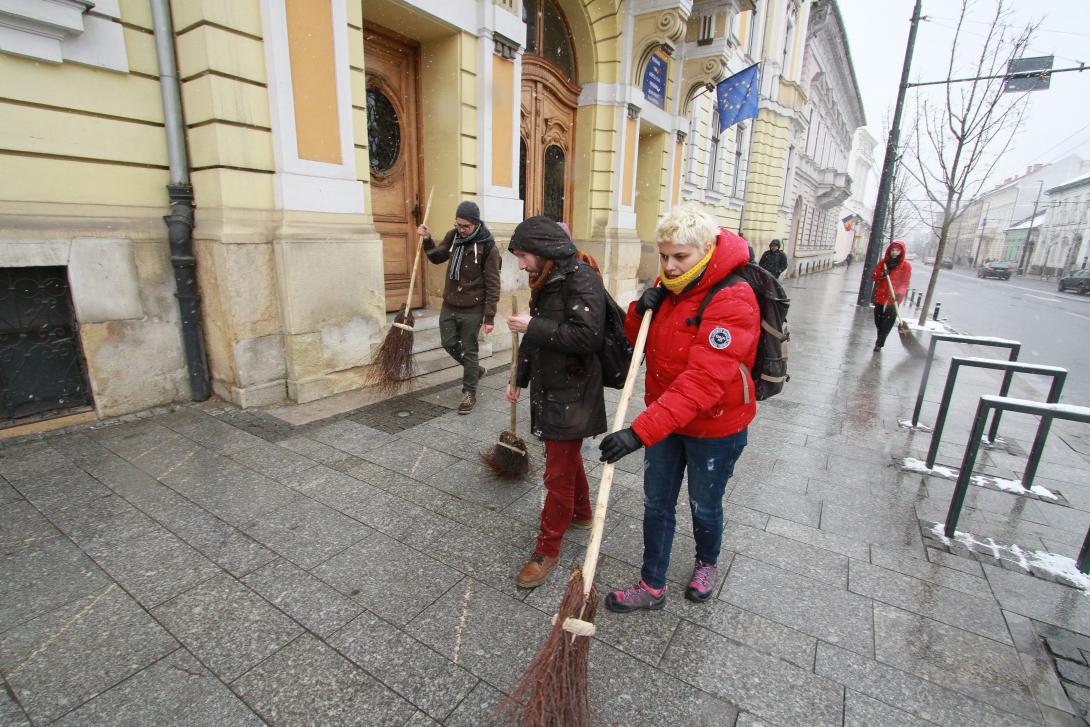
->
[599,428,644,463]
[635,285,667,317]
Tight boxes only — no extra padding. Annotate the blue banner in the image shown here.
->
[642,53,668,109]
[716,63,760,132]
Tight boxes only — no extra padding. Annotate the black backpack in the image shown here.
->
[561,261,633,389]
[686,263,790,400]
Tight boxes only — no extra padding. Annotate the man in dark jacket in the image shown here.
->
[759,240,788,278]
[418,201,501,414]
[506,216,606,588]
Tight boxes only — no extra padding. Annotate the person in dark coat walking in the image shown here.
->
[506,216,607,588]
[597,205,759,611]
[418,201,501,414]
[759,240,788,278]
[871,239,911,350]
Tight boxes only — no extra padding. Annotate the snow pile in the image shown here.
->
[928,522,1090,594]
[898,419,934,432]
[899,458,1058,500]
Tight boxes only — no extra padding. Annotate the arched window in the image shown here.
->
[523,0,576,82]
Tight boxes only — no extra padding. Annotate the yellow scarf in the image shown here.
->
[660,246,714,294]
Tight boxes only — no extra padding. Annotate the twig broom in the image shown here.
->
[495,310,654,727]
[481,298,530,479]
[884,273,925,353]
[369,186,434,391]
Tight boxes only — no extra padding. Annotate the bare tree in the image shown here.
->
[904,0,1037,325]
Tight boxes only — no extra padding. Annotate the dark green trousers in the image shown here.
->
[439,307,484,393]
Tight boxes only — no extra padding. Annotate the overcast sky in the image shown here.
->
[837,0,1090,197]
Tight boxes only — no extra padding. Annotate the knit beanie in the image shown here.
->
[455,201,481,225]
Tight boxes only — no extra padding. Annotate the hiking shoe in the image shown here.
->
[685,560,718,603]
[457,391,476,415]
[478,365,487,379]
[569,517,593,530]
[516,552,558,588]
[605,581,667,613]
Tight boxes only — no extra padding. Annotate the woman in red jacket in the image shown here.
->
[871,240,912,350]
[598,205,760,611]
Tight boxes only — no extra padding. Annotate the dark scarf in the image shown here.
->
[887,255,902,270]
[449,223,493,281]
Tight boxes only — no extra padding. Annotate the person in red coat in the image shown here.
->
[871,240,912,350]
[598,206,760,611]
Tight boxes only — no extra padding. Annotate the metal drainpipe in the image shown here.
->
[150,0,210,401]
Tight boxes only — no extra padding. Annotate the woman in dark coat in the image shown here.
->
[506,216,606,588]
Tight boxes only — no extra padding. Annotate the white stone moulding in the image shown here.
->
[0,0,128,71]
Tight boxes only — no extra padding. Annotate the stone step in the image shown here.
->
[384,308,440,331]
[410,342,495,377]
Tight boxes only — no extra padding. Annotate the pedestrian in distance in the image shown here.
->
[598,205,760,611]
[871,239,912,351]
[417,201,501,414]
[506,216,607,589]
[845,251,854,267]
[759,239,788,279]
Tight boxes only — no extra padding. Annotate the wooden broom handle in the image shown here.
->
[403,186,435,312]
[580,309,653,594]
[884,273,903,323]
[509,297,520,432]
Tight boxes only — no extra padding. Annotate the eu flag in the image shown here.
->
[716,63,760,133]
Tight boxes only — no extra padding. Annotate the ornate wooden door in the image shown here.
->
[520,58,578,223]
[365,28,425,312]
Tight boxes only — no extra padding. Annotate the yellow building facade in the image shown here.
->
[0,0,861,425]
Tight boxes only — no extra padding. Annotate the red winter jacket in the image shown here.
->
[872,240,912,306]
[625,229,760,447]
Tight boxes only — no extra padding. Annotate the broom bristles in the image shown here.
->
[493,568,597,727]
[367,306,416,393]
[481,430,530,479]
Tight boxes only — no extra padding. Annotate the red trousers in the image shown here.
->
[536,439,593,558]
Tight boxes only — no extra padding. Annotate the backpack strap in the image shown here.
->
[685,274,744,328]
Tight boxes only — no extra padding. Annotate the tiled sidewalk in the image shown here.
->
[2,265,1089,726]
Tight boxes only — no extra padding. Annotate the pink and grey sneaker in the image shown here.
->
[604,581,667,613]
[685,560,718,602]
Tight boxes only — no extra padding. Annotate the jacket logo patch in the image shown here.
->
[709,327,732,350]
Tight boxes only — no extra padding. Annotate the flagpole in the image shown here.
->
[736,114,759,235]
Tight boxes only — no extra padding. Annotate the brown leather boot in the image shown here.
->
[457,390,476,415]
[516,553,558,588]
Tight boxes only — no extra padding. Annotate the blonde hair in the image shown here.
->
[655,205,720,253]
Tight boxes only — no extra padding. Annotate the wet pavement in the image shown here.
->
[2,265,1089,726]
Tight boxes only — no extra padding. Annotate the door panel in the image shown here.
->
[365,28,424,312]
[520,58,578,223]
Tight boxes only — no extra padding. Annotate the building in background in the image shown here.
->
[0,0,866,427]
[1034,173,1090,277]
[835,127,877,262]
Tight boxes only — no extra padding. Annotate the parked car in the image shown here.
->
[925,255,937,265]
[1058,269,1090,294]
[977,261,1014,280]
[940,257,954,269]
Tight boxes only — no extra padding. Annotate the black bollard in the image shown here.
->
[933,302,941,321]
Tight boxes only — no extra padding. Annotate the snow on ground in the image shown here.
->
[901,457,1059,500]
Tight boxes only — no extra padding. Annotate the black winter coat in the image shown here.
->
[515,256,607,441]
[759,249,788,278]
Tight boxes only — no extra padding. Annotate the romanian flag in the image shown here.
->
[842,214,858,231]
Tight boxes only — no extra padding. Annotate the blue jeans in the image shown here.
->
[640,429,747,589]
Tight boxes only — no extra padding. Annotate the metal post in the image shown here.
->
[987,344,1021,443]
[925,361,961,469]
[911,337,941,426]
[1017,181,1044,276]
[1019,373,1066,489]
[858,0,923,306]
[933,303,941,321]
[944,398,991,537]
[1078,527,1090,574]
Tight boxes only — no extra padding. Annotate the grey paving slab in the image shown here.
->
[400,422,514,464]
[723,521,850,588]
[726,480,823,528]
[719,555,875,656]
[926,546,985,575]
[328,609,479,721]
[151,572,302,682]
[10,467,111,513]
[278,463,380,505]
[816,642,1043,727]
[232,633,416,725]
[308,419,398,456]
[0,685,28,727]
[1,499,58,547]
[659,620,843,726]
[240,496,372,570]
[423,456,533,509]
[844,690,936,727]
[52,649,261,726]
[84,527,222,608]
[873,603,1040,721]
[0,534,111,633]
[241,558,364,638]
[405,578,547,693]
[870,545,993,599]
[155,409,266,455]
[145,500,278,578]
[228,440,318,482]
[763,515,873,560]
[313,533,463,626]
[821,500,924,549]
[0,585,177,724]
[0,477,22,506]
[277,435,362,470]
[335,484,456,545]
[849,559,1011,644]
[442,680,506,727]
[598,512,699,588]
[42,491,160,556]
[0,441,77,481]
[360,438,462,480]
